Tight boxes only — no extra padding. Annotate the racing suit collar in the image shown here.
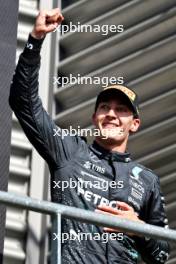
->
[90,141,131,162]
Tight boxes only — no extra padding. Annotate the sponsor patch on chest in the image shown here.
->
[83,161,105,174]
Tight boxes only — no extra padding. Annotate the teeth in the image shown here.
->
[103,124,117,128]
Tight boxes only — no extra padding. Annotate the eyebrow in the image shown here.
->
[99,102,129,107]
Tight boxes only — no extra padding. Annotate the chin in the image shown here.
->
[102,136,124,144]
[100,128,125,143]
[101,128,123,138]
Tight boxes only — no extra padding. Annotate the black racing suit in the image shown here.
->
[9,35,170,264]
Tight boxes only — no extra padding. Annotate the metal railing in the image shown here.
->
[0,190,176,264]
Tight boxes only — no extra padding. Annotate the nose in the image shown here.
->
[106,108,117,118]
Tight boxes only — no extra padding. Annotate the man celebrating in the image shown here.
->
[9,8,170,264]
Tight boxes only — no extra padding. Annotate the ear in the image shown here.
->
[130,118,141,133]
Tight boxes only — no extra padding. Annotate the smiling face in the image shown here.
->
[92,92,140,152]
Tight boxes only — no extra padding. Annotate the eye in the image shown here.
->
[116,106,129,112]
[99,103,110,111]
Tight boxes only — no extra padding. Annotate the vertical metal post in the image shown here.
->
[51,213,61,264]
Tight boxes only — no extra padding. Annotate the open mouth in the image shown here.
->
[102,123,118,128]
[101,124,124,138]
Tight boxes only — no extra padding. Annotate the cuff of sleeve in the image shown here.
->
[22,34,45,60]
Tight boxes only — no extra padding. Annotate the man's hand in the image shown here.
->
[95,201,144,235]
[31,8,64,39]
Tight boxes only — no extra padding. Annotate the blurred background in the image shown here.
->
[3,0,176,263]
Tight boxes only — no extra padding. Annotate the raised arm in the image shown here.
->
[9,9,80,168]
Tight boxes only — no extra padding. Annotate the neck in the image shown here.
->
[95,137,128,153]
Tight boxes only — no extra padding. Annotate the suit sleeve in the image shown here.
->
[135,175,170,264]
[9,34,82,169]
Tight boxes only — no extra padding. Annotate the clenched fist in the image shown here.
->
[31,8,64,39]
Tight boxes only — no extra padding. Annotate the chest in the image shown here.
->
[54,153,147,214]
